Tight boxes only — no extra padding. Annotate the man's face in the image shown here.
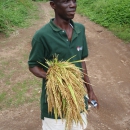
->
[54,0,77,20]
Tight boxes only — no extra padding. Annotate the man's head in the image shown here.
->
[50,0,77,20]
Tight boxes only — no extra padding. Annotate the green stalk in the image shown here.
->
[67,85,79,110]
[37,61,48,69]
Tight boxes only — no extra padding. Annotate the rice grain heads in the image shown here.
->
[38,55,88,130]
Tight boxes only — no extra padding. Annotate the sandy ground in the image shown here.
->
[0,2,130,130]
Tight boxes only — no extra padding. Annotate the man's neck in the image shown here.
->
[53,18,71,30]
[53,18,73,41]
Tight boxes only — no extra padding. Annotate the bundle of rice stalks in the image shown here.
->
[38,55,88,130]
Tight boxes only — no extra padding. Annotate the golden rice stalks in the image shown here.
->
[38,56,88,130]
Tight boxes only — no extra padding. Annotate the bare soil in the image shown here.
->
[0,2,130,130]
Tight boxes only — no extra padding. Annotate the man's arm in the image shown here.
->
[81,61,99,107]
[29,66,46,79]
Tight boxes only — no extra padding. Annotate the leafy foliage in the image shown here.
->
[0,0,37,34]
[77,0,130,42]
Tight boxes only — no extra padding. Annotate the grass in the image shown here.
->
[0,76,41,110]
[77,0,130,43]
[0,0,42,110]
[0,0,38,36]
[1,0,129,42]
[0,48,42,110]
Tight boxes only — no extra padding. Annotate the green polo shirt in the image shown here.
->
[28,19,88,119]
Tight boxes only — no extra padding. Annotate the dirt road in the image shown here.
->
[0,2,130,130]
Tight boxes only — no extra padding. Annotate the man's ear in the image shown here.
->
[50,1,56,10]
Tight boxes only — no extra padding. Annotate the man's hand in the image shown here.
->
[88,89,99,108]
[82,61,99,108]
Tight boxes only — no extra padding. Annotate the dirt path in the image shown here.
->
[0,2,130,130]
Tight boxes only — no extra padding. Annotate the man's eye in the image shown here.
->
[73,0,76,3]
[62,0,71,3]
[62,0,76,3]
[63,0,68,3]
[62,0,67,2]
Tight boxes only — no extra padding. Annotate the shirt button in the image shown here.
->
[62,30,64,32]
[66,39,68,41]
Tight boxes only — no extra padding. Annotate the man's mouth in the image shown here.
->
[68,11,76,15]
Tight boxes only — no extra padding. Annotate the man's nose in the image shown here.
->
[69,0,76,7]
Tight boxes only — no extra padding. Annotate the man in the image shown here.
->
[28,0,99,129]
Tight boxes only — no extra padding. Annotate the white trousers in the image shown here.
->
[42,112,87,130]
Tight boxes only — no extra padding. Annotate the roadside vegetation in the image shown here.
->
[0,0,40,110]
[0,0,129,42]
[0,0,38,35]
[77,0,130,43]
[0,50,42,110]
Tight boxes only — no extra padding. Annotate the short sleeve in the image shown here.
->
[28,38,45,68]
[81,26,88,59]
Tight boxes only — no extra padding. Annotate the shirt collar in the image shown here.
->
[49,18,81,34]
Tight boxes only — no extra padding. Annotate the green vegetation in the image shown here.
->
[77,0,130,43]
[0,79,41,110]
[1,0,129,42]
[0,0,38,35]
[0,57,42,110]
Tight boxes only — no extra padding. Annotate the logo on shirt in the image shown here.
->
[77,46,83,51]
